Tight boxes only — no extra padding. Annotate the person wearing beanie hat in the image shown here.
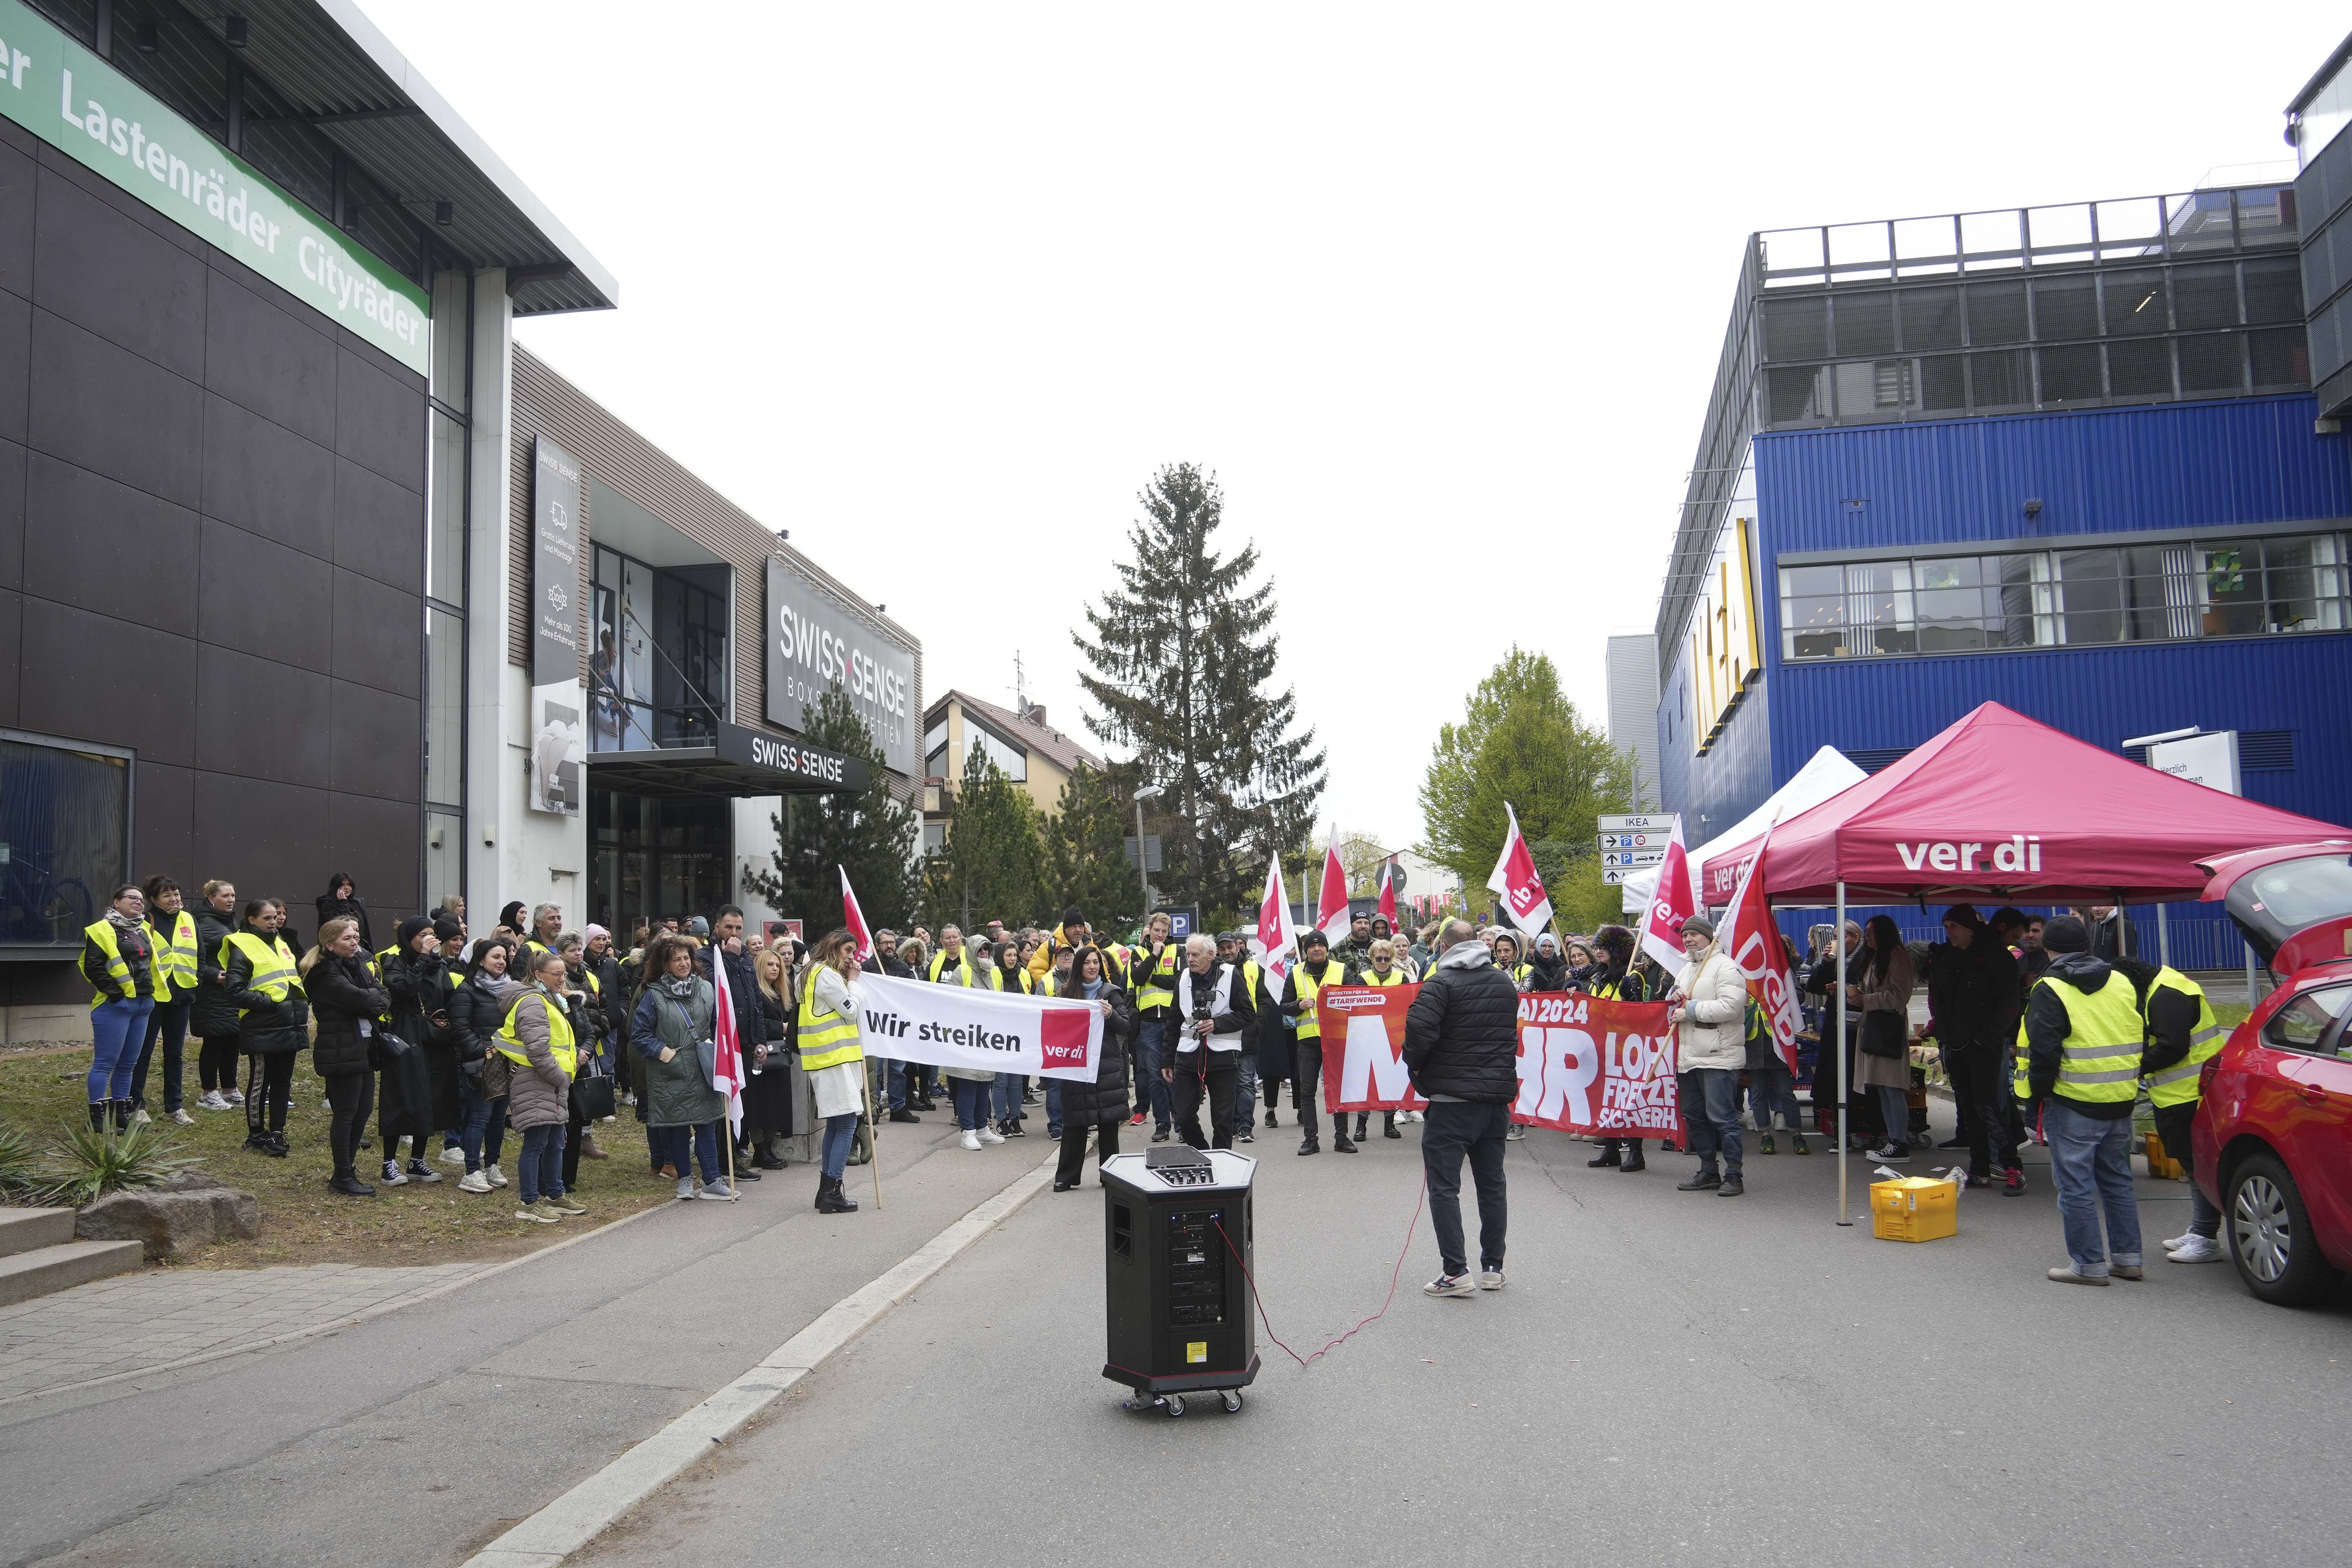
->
[1581,926,1654,1172]
[378,913,458,1186]
[1922,903,2025,1193]
[2021,913,2145,1284]
[1666,912,1751,1195]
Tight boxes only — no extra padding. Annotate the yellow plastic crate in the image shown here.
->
[1871,1175,1958,1242]
[2145,1130,2185,1181]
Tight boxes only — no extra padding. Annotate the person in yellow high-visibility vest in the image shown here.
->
[799,927,868,1214]
[222,898,307,1155]
[2024,916,2146,1286]
[1280,930,1355,1155]
[133,875,201,1126]
[1128,912,1180,1136]
[1346,938,1412,1143]
[2133,959,2227,1265]
[82,882,160,1136]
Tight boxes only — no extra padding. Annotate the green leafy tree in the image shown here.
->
[744,686,920,932]
[1418,646,1633,934]
[1041,760,1146,938]
[924,742,1046,930]
[1074,463,1326,930]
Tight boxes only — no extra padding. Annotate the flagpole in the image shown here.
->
[858,1058,885,1210]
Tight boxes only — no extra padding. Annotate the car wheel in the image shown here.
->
[2225,1151,2345,1308]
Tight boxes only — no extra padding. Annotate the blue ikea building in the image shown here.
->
[1651,165,2352,967]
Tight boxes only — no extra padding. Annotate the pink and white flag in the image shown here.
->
[708,935,748,1134]
[1316,830,1351,944]
[1253,857,1299,993]
[1485,803,1554,936]
[1637,815,1699,975]
[1376,857,1398,927]
[841,867,875,965]
[1720,823,1804,1073]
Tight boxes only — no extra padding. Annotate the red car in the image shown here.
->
[2192,842,2352,1307]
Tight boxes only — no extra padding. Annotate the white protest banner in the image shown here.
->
[856,971,1104,1081]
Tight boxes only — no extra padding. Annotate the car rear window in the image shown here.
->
[2243,855,2352,930]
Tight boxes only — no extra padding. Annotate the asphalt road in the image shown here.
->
[575,1113,2352,1568]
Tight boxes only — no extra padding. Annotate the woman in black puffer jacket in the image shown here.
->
[447,938,519,1193]
[189,881,245,1110]
[303,916,390,1197]
[1052,946,1136,1192]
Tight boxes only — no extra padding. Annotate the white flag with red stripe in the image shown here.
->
[708,935,748,1134]
[841,868,875,965]
[1252,858,1299,993]
[1316,830,1350,944]
[1637,814,1698,975]
[1484,802,1554,936]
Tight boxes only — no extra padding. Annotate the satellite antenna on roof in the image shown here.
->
[1013,649,1028,717]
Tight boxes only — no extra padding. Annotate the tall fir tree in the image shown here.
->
[1418,646,1633,932]
[1074,463,1326,929]
[923,742,1045,930]
[1040,760,1146,938]
[744,686,920,932]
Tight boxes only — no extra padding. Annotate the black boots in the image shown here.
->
[1383,1111,1401,1139]
[87,1102,108,1135]
[1620,1142,1647,1173]
[1588,1143,1622,1168]
[1297,1134,1320,1156]
[815,1175,858,1213]
[330,1172,377,1197]
[1333,1130,1359,1153]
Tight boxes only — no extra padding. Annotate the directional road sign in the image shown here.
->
[1601,849,1666,869]
[1597,831,1670,850]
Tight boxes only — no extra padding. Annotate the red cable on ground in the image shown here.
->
[1213,1175,1427,1370]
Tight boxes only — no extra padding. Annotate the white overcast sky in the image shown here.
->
[373,2,2345,852]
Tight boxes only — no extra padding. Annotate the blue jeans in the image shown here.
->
[993,1072,1026,1122]
[1747,1066,1801,1132]
[1045,1078,1063,1139]
[519,1123,566,1203]
[1420,1101,1509,1277]
[821,1111,857,1178]
[887,1059,912,1110]
[2045,1098,2142,1275]
[656,1120,722,1183]
[1235,1054,1260,1128]
[949,1077,991,1131]
[459,1081,508,1174]
[1680,1067,1744,1175]
[88,998,156,1102]
[1136,1019,1173,1125]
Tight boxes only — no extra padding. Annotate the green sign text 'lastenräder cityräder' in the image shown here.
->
[0,0,430,373]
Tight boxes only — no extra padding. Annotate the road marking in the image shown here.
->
[461,1151,1058,1568]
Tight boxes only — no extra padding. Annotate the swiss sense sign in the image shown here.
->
[763,557,916,777]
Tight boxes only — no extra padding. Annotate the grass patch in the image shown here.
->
[0,1044,681,1268]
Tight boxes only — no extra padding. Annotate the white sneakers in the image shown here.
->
[484,1164,509,1188]
[196,1091,229,1111]
[2167,1234,2225,1263]
[675,1176,697,1200]
[130,1108,152,1126]
[169,1109,195,1125]
[977,1126,1007,1145]
[457,1170,492,1194]
[1478,1268,1506,1291]
[439,1145,467,1166]
[960,1129,983,1151]
[223,1087,245,1106]
[697,1180,736,1201]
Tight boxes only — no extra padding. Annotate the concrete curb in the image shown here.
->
[0,1197,668,1410]
[459,1151,1059,1568]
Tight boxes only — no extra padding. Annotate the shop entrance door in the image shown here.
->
[588,789,731,935]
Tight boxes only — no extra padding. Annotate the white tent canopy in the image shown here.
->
[1618,746,1869,914]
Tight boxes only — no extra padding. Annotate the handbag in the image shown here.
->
[1858,1009,1907,1060]
[571,1069,617,1122]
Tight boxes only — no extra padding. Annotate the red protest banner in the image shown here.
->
[1318,985,1680,1144]
[1512,992,1681,1141]
[1318,985,1426,1112]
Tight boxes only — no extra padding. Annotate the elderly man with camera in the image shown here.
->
[1162,933,1256,1150]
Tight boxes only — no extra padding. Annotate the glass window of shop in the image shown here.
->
[423,272,470,907]
[587,793,730,935]
[589,547,729,752]
[1779,531,2349,660]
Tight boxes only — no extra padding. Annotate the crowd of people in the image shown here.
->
[76,872,2216,1279]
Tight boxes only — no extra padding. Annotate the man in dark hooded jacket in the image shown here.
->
[1402,919,1521,1298]
[2026,916,2144,1286]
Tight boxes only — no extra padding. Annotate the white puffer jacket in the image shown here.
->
[1674,946,1751,1071]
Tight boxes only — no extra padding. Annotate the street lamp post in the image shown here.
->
[1133,784,1165,926]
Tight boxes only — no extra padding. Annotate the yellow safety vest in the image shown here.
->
[148,911,199,998]
[1356,967,1406,988]
[996,967,1033,994]
[1136,944,1178,1011]
[84,920,163,1005]
[222,931,303,1015]
[798,968,863,1070]
[926,951,976,986]
[494,988,578,1078]
[2141,966,2223,1109]
[1585,968,1646,1004]
[2020,970,2144,1106]
[1293,960,1337,1040]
